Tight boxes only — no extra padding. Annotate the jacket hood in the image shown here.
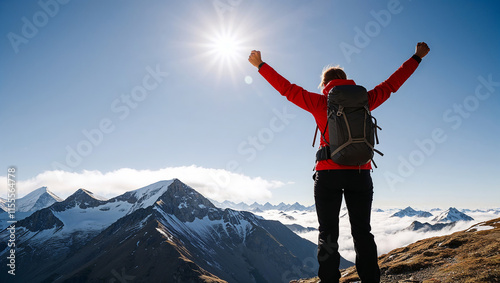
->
[322,79,356,96]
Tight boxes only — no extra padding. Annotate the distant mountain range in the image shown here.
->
[385,206,478,233]
[0,192,486,240]
[210,199,315,212]
[0,179,353,282]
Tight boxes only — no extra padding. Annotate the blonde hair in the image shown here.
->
[319,65,347,89]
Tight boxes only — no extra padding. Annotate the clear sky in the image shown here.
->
[1,0,499,208]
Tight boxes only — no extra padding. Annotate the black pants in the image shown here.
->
[314,170,380,283]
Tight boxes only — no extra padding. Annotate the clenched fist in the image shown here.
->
[415,42,430,59]
[248,50,264,68]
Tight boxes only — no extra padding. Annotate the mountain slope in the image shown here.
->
[43,206,227,283]
[293,217,500,282]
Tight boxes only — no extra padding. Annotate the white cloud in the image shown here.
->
[0,165,285,202]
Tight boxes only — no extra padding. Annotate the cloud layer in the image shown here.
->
[256,208,498,263]
[0,166,285,202]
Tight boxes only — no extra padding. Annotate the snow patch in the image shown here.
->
[156,227,174,242]
[130,180,174,209]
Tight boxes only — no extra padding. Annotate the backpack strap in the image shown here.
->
[329,110,357,159]
[312,126,318,147]
[363,105,384,156]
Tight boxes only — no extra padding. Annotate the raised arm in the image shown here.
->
[248,50,325,114]
[368,42,430,110]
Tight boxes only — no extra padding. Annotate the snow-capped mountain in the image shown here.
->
[15,186,63,212]
[0,179,337,283]
[390,206,433,218]
[432,207,474,223]
[0,186,64,230]
[0,186,62,213]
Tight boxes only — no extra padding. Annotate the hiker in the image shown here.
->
[248,42,430,282]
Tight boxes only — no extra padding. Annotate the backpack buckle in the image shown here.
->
[336,105,344,116]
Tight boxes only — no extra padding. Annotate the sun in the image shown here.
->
[211,33,239,61]
[185,6,256,85]
[207,30,243,67]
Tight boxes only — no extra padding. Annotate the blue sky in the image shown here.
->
[1,0,499,208]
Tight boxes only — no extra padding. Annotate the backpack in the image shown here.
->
[317,85,383,167]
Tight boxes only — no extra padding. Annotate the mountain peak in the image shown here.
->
[391,207,432,218]
[15,186,62,212]
[74,188,107,201]
[53,188,107,211]
[432,207,474,223]
[109,179,174,211]
[154,179,217,222]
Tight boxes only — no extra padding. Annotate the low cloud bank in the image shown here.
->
[0,165,286,202]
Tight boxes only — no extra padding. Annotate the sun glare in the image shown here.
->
[212,34,238,60]
[196,25,250,85]
[187,5,258,85]
[208,30,243,66]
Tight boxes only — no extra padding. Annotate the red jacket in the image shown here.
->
[258,56,420,171]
